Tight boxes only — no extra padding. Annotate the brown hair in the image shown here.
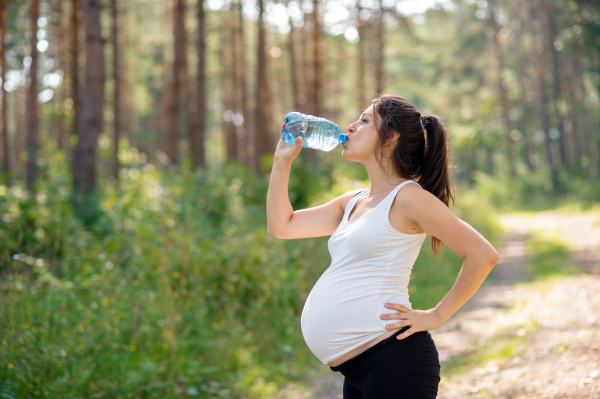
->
[372,94,455,260]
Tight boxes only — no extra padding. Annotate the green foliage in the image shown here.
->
[0,150,511,397]
[525,229,579,279]
[0,153,330,397]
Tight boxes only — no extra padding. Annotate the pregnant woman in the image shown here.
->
[266,95,500,398]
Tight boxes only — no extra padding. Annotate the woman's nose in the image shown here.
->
[347,122,356,133]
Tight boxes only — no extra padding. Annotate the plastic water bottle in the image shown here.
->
[282,112,348,152]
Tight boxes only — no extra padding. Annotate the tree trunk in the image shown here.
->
[540,0,568,168]
[221,9,235,161]
[312,0,322,116]
[488,0,516,178]
[70,0,80,145]
[230,0,245,162]
[166,0,186,166]
[179,0,196,170]
[26,0,40,191]
[73,0,104,196]
[55,0,66,150]
[573,46,591,162]
[514,19,535,172]
[526,2,559,193]
[111,0,120,180]
[564,52,581,167]
[356,2,365,112]
[0,0,9,183]
[254,0,272,169]
[374,0,384,96]
[286,7,299,111]
[237,0,253,168]
[193,0,206,168]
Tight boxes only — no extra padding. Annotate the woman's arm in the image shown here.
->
[381,184,500,339]
[266,133,360,239]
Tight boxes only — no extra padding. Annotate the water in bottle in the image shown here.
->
[282,112,348,152]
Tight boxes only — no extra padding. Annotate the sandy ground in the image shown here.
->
[273,210,600,399]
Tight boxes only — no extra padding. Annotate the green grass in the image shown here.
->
[525,228,580,280]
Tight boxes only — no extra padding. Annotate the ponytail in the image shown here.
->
[372,96,455,260]
[418,115,455,260]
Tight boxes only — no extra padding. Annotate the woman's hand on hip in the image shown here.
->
[380,303,443,340]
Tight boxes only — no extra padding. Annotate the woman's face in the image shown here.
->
[342,105,379,162]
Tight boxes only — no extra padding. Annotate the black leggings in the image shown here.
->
[330,326,441,398]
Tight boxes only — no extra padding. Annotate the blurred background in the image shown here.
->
[0,0,599,397]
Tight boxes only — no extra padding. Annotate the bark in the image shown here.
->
[564,53,581,166]
[573,47,591,161]
[193,0,206,168]
[178,0,196,169]
[73,0,104,196]
[312,0,322,116]
[220,9,235,161]
[286,7,299,111]
[0,0,9,182]
[26,0,40,191]
[166,0,186,166]
[254,0,272,168]
[237,0,252,168]
[540,0,568,168]
[230,0,245,162]
[488,0,516,178]
[374,0,384,96]
[526,2,559,192]
[70,0,80,143]
[301,13,311,115]
[515,19,535,172]
[111,0,120,180]
[356,2,365,112]
[55,0,65,150]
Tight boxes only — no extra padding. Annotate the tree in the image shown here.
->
[70,0,80,144]
[55,0,66,150]
[540,0,568,168]
[356,1,365,112]
[526,1,559,192]
[111,0,120,180]
[488,0,516,178]
[374,0,384,96]
[166,0,187,166]
[193,0,206,168]
[221,8,236,161]
[514,19,535,172]
[72,0,104,198]
[312,0,323,116]
[26,0,40,191]
[0,0,9,183]
[254,0,273,169]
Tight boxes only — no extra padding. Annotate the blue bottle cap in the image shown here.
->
[339,134,348,144]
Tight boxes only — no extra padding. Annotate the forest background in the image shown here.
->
[0,0,599,397]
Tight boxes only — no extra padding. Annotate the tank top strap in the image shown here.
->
[377,180,421,216]
[343,189,368,219]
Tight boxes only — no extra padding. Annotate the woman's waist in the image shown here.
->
[327,328,400,367]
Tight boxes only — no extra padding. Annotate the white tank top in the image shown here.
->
[300,180,427,365]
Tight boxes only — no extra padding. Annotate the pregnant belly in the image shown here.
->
[300,276,392,365]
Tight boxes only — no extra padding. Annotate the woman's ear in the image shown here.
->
[385,131,400,146]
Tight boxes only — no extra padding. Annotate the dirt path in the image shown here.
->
[274,210,600,399]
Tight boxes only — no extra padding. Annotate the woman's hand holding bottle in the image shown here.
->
[274,123,303,164]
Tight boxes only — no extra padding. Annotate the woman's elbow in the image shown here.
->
[488,250,500,266]
[267,227,285,239]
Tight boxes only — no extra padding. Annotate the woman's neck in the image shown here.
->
[363,157,407,198]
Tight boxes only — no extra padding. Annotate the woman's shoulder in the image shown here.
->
[393,184,446,213]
